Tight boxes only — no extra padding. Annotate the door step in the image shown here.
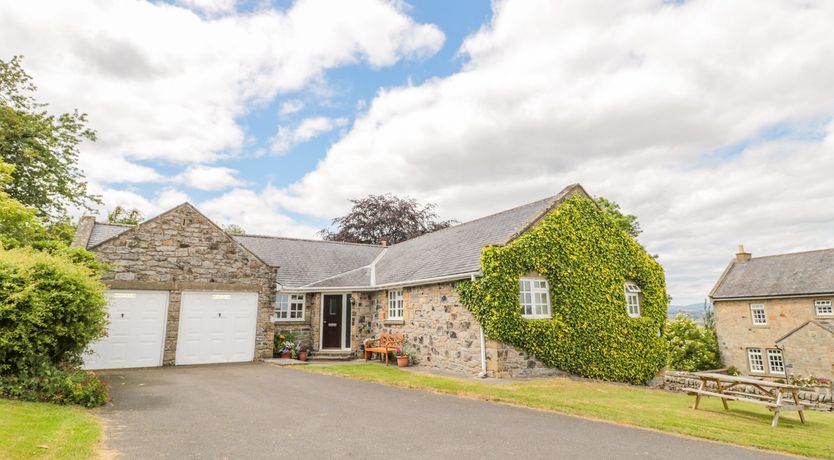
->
[308,351,354,361]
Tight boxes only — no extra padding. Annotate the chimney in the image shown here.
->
[379,239,388,247]
[735,244,752,263]
[71,215,97,249]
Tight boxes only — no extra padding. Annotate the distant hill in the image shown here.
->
[668,302,708,321]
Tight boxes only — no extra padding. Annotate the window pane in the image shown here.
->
[767,349,784,373]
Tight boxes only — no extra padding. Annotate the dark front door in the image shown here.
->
[322,295,343,349]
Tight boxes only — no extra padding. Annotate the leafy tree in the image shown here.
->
[320,193,455,245]
[594,196,642,239]
[665,315,721,372]
[702,298,716,330]
[0,161,44,248]
[107,206,143,225]
[0,56,100,219]
[222,223,245,235]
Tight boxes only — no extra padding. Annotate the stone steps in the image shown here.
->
[308,351,354,361]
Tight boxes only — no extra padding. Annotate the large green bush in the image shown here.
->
[458,195,667,384]
[0,247,107,373]
[665,315,721,372]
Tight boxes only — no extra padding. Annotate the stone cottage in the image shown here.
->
[710,246,834,379]
[75,183,664,379]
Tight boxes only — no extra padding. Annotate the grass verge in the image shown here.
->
[303,364,834,459]
[0,399,101,460]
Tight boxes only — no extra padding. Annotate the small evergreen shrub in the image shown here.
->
[0,358,108,408]
[459,195,668,384]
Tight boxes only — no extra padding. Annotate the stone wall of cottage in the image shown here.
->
[777,324,834,379]
[715,297,834,378]
[356,282,560,378]
[90,204,277,364]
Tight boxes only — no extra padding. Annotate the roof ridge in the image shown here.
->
[234,233,383,248]
[384,193,562,249]
[749,247,834,260]
[94,221,135,228]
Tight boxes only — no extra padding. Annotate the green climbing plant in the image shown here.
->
[458,195,668,384]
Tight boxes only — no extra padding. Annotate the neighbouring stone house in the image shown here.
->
[710,246,834,380]
[75,183,664,379]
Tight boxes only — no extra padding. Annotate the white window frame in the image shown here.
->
[767,348,784,374]
[387,289,404,320]
[275,293,305,321]
[815,299,833,316]
[747,348,765,373]
[625,282,641,318]
[520,277,552,319]
[749,303,767,325]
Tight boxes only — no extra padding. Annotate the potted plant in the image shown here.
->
[395,346,410,367]
[281,341,295,359]
[297,347,309,362]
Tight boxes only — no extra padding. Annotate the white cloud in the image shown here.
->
[92,187,190,220]
[279,99,305,116]
[271,116,348,154]
[199,187,320,238]
[176,165,243,191]
[176,0,237,16]
[0,0,444,183]
[274,0,834,303]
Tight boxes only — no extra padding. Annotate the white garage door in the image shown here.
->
[84,290,169,370]
[175,291,259,365]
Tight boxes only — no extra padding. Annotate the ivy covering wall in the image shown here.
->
[458,195,667,384]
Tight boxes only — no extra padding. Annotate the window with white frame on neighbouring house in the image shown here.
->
[747,348,765,373]
[276,294,305,320]
[388,289,403,320]
[520,278,551,318]
[749,303,767,325]
[625,282,641,318]
[815,299,833,316]
[767,348,784,374]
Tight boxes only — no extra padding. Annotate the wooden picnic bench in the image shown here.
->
[686,372,807,427]
[363,333,404,366]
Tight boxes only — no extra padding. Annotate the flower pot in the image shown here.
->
[280,351,291,359]
[397,356,410,367]
[298,351,308,362]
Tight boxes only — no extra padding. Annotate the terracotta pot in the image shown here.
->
[298,351,308,362]
[280,351,291,359]
[397,356,409,367]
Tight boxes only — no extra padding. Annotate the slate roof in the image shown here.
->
[776,320,834,343]
[711,248,834,299]
[83,183,588,290]
[232,236,383,288]
[88,223,132,247]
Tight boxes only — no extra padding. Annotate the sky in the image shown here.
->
[2,0,834,305]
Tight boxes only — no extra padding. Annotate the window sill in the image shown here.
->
[522,316,552,320]
[273,318,305,323]
[383,319,405,325]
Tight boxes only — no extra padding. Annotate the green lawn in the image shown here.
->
[0,399,101,460]
[303,364,834,459]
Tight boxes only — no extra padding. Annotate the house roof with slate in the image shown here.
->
[710,248,834,300]
[82,183,588,290]
[88,222,132,247]
[776,320,834,343]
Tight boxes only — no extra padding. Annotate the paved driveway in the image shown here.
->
[96,363,789,459]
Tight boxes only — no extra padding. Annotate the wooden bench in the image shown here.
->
[685,372,807,427]
[363,333,405,366]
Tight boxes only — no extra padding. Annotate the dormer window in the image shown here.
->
[520,277,551,319]
[625,282,641,318]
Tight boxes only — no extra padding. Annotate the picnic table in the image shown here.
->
[686,372,807,427]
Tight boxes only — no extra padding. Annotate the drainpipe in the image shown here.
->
[472,273,488,378]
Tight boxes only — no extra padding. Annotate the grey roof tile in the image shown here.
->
[233,235,383,288]
[712,248,834,299]
[88,223,132,247]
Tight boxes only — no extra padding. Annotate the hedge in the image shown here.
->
[458,195,667,384]
[0,247,107,374]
